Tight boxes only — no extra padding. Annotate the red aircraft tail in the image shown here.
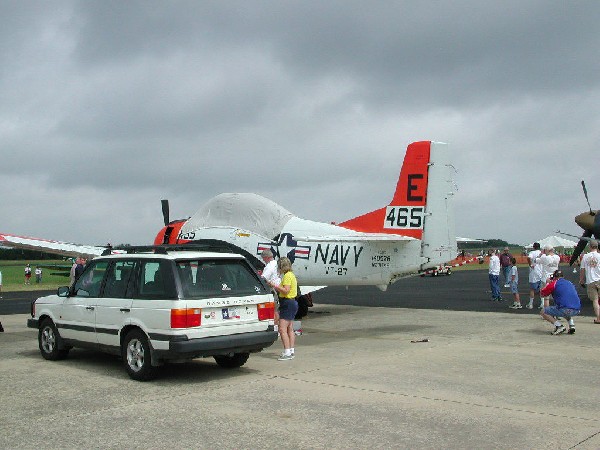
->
[338,141,431,239]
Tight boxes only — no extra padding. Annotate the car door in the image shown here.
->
[95,260,136,348]
[59,260,109,344]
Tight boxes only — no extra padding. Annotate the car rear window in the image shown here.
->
[176,259,268,299]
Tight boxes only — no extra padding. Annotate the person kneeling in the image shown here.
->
[540,270,580,335]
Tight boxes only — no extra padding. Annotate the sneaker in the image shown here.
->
[504,284,510,288]
[509,302,522,309]
[526,303,533,309]
[568,327,575,335]
[552,325,566,335]
[278,353,294,361]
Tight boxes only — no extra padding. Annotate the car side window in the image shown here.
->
[73,261,109,298]
[103,260,136,298]
[138,260,177,299]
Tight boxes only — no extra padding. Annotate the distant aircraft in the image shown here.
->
[1,141,459,292]
[557,180,600,265]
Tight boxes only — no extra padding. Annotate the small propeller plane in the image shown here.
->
[557,180,600,265]
[0,141,458,292]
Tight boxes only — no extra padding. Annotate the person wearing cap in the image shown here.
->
[535,245,560,309]
[540,270,580,335]
[579,239,600,324]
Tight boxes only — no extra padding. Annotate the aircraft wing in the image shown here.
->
[456,237,488,243]
[0,232,106,259]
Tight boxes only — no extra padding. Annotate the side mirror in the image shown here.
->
[57,286,70,297]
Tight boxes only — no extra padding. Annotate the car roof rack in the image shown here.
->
[102,243,234,256]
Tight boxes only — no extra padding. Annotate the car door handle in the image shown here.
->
[120,308,130,313]
[86,306,95,311]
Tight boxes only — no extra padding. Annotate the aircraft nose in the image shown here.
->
[575,212,594,230]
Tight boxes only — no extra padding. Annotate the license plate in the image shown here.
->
[222,308,240,320]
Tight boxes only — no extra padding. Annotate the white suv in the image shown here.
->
[27,247,278,381]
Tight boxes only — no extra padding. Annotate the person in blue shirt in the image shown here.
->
[540,270,581,335]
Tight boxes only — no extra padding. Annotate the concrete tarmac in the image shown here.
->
[2,282,600,448]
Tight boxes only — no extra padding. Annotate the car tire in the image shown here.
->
[122,329,158,381]
[214,352,250,369]
[446,269,452,276]
[38,319,70,361]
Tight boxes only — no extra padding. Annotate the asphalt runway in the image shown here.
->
[314,264,596,316]
[3,265,600,448]
[1,265,593,317]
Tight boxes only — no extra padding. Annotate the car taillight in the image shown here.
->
[257,302,275,321]
[171,308,202,328]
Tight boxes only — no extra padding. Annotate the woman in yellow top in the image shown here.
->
[268,257,298,360]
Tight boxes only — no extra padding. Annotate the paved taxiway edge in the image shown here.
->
[2,305,600,449]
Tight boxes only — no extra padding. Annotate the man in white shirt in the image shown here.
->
[260,249,281,286]
[488,249,502,301]
[579,240,600,324]
[536,245,560,309]
[260,249,281,329]
[526,242,543,309]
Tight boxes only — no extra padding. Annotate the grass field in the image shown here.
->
[0,261,70,292]
[0,258,511,293]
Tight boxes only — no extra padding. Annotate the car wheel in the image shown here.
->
[122,329,158,381]
[446,269,452,276]
[432,271,438,277]
[214,352,250,369]
[39,319,69,360]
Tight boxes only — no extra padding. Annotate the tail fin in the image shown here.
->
[339,141,432,238]
[339,141,456,267]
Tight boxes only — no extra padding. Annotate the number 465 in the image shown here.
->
[385,206,423,229]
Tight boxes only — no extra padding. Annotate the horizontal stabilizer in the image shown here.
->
[292,234,416,243]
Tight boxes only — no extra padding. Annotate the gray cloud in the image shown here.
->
[2,0,599,247]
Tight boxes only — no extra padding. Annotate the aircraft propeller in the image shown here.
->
[569,180,600,265]
[161,199,170,226]
[582,180,593,213]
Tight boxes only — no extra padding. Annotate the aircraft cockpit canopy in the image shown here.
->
[180,193,295,240]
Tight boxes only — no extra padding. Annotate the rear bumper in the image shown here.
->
[156,327,278,360]
[27,318,39,329]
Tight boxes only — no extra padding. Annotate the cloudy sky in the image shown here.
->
[2,1,599,248]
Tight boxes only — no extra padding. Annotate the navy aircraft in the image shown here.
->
[557,180,600,265]
[1,141,459,292]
